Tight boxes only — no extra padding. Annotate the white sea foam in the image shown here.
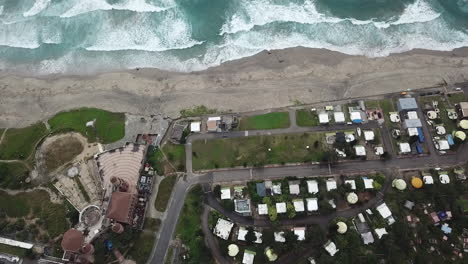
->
[0,21,41,49]
[221,0,441,34]
[60,0,172,18]
[85,11,201,52]
[23,0,51,17]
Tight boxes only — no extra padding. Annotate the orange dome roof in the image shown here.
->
[411,177,423,189]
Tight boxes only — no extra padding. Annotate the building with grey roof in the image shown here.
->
[397,98,418,111]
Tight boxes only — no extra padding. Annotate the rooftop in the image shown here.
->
[61,229,84,253]
[213,218,234,240]
[276,202,287,214]
[106,191,136,224]
[307,180,318,194]
[397,97,418,111]
[326,179,337,191]
[293,199,305,212]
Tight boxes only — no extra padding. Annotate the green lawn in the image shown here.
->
[0,123,48,160]
[154,176,177,212]
[48,108,125,144]
[296,109,319,127]
[147,143,186,175]
[0,162,30,189]
[192,132,328,170]
[127,232,156,263]
[0,190,69,238]
[239,112,290,130]
[447,92,467,105]
[176,185,213,264]
[0,244,29,257]
[143,218,161,232]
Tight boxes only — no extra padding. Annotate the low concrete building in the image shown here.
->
[221,187,231,200]
[423,175,434,184]
[334,112,345,123]
[407,111,418,120]
[242,250,256,264]
[436,140,450,150]
[345,180,356,190]
[276,202,287,214]
[376,203,395,225]
[289,181,300,195]
[190,122,201,132]
[354,145,367,156]
[307,180,318,194]
[324,241,339,256]
[459,102,468,118]
[235,199,252,216]
[213,218,234,240]
[274,231,286,242]
[258,204,268,215]
[363,130,375,141]
[363,178,374,189]
[293,199,305,212]
[326,179,337,191]
[293,227,306,241]
[397,98,418,111]
[399,142,411,154]
[319,112,329,124]
[306,198,318,212]
[272,183,282,195]
[407,127,419,137]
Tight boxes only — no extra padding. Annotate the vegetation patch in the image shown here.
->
[176,185,212,263]
[147,143,186,175]
[74,176,91,203]
[48,108,125,144]
[447,92,467,105]
[127,232,156,263]
[296,109,319,127]
[154,176,177,212]
[0,244,30,257]
[0,162,30,189]
[180,105,217,118]
[0,190,70,239]
[43,136,84,172]
[192,132,328,170]
[239,112,290,130]
[143,217,161,232]
[0,123,48,160]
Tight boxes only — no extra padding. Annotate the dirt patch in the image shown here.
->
[39,133,84,173]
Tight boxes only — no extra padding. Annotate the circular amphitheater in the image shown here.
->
[80,205,101,227]
[96,143,145,194]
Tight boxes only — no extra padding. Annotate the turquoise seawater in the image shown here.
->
[0,0,467,74]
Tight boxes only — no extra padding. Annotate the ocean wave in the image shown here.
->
[221,0,441,34]
[85,10,202,52]
[60,0,173,18]
[23,0,51,17]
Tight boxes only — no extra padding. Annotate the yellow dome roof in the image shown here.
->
[411,177,423,189]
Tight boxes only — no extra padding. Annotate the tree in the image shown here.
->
[268,206,277,221]
[213,185,221,198]
[245,227,256,244]
[286,202,296,219]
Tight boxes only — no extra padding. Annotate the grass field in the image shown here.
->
[44,136,84,172]
[296,109,319,127]
[48,108,125,144]
[143,218,161,232]
[176,185,213,264]
[458,198,468,212]
[154,176,177,212]
[127,232,156,263]
[0,123,48,160]
[0,162,30,189]
[147,143,186,175]
[0,190,69,238]
[0,244,29,257]
[447,92,467,105]
[239,112,290,130]
[192,132,328,170]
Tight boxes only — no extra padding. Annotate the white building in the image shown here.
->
[272,183,282,195]
[361,232,375,245]
[354,145,367,156]
[307,180,319,194]
[213,218,234,240]
[376,203,395,225]
[293,227,306,241]
[258,204,268,215]
[242,250,256,264]
[274,231,286,242]
[407,111,418,120]
[407,127,419,137]
[326,179,337,191]
[344,180,356,190]
[423,175,434,184]
[374,228,388,239]
[276,202,287,214]
[399,143,411,154]
[190,122,201,132]
[319,112,329,124]
[363,178,374,189]
[324,241,339,256]
[238,228,262,244]
[374,146,384,155]
[439,174,450,184]
[293,199,305,212]
[334,112,345,123]
[221,187,231,200]
[364,130,375,141]
[436,140,450,151]
[306,198,318,212]
[289,181,300,195]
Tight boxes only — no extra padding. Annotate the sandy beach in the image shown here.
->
[1,47,468,128]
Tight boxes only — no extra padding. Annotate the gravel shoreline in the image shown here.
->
[1,47,468,128]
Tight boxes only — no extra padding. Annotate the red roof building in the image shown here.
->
[61,229,84,253]
[106,192,136,224]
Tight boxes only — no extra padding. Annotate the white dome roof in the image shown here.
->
[392,179,407,190]
[347,192,358,204]
[337,222,348,234]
